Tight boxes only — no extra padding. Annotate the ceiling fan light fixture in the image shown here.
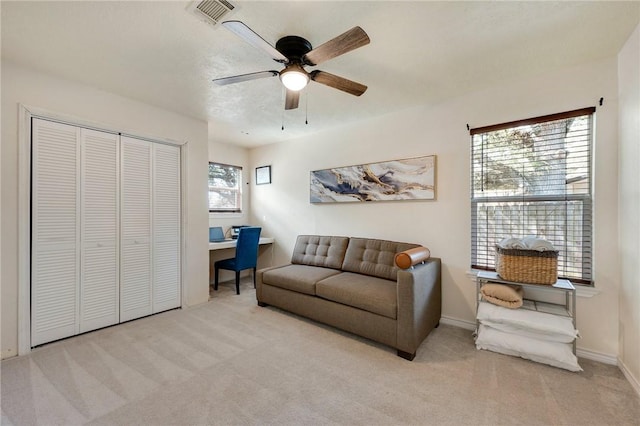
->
[280,64,309,91]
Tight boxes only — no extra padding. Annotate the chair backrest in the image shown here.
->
[235,226,262,269]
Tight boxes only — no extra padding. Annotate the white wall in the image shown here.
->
[618,23,640,391]
[249,56,622,358]
[1,62,211,359]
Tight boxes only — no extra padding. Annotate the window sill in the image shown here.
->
[209,212,244,219]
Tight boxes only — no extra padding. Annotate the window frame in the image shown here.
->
[208,162,243,214]
[470,107,595,285]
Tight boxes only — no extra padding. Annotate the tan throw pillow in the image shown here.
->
[480,283,524,309]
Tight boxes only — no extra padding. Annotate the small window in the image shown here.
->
[208,162,242,213]
[470,107,595,284]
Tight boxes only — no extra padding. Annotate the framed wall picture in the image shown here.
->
[256,165,271,185]
[310,155,436,203]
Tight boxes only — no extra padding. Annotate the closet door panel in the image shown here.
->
[152,144,181,313]
[80,129,119,332]
[120,137,152,322]
[120,243,151,319]
[31,119,80,346]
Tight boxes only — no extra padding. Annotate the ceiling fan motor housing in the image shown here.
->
[275,36,312,63]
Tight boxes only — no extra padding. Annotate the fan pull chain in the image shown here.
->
[305,92,309,125]
[281,109,285,131]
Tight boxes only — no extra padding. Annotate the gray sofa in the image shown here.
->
[256,235,442,360]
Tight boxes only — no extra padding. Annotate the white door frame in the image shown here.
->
[17,104,188,355]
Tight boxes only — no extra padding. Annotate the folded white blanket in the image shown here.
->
[522,236,556,252]
[497,236,556,252]
[477,301,578,343]
[497,237,527,249]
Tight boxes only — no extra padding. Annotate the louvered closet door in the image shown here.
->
[152,144,181,313]
[120,136,152,322]
[31,119,81,346]
[80,129,119,332]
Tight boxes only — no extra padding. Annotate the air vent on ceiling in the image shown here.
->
[187,0,237,27]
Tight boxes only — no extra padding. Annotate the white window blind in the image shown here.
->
[209,162,242,213]
[471,107,595,284]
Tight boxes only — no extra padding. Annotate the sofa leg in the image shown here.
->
[257,301,268,307]
[397,350,416,361]
[435,322,440,328]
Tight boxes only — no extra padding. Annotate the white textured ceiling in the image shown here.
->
[2,1,639,147]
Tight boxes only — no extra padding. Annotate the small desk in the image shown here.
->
[209,237,275,251]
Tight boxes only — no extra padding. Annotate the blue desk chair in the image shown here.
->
[214,227,262,295]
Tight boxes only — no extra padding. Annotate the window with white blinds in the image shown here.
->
[470,107,595,285]
[208,162,242,213]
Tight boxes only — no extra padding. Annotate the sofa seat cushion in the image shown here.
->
[316,272,397,319]
[262,264,341,295]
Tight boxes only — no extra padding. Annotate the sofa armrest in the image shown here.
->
[396,258,442,356]
[256,265,290,301]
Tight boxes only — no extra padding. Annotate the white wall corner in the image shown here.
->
[618,357,640,398]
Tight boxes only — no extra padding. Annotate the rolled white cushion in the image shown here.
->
[476,301,578,343]
[476,324,582,372]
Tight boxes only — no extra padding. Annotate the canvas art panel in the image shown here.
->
[310,155,436,203]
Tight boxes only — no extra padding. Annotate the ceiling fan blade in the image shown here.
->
[212,70,279,86]
[285,89,300,110]
[222,21,289,63]
[310,70,367,96]
[303,26,370,66]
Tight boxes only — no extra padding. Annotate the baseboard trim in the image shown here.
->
[440,315,476,331]
[618,357,640,398]
[576,347,617,365]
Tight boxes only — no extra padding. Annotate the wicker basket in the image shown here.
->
[494,245,558,285]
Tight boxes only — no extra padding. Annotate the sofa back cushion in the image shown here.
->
[291,235,350,270]
[342,238,419,281]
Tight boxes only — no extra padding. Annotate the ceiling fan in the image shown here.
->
[213,21,370,110]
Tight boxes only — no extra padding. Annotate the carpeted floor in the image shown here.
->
[2,278,639,425]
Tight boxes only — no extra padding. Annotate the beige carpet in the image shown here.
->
[2,278,639,425]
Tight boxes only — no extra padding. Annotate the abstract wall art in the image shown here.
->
[310,155,436,203]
